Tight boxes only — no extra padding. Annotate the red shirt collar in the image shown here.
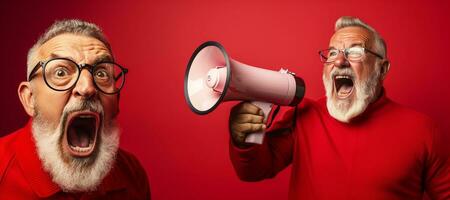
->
[13,120,127,197]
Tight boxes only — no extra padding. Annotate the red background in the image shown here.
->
[1,0,449,199]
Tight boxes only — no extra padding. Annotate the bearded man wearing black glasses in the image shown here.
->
[229,16,449,200]
[0,19,150,199]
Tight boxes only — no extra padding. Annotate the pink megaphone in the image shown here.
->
[184,41,305,144]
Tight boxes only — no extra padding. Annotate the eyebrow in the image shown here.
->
[328,43,365,50]
[49,53,75,61]
[349,43,364,48]
[48,53,114,64]
[93,54,114,64]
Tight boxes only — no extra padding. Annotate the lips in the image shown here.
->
[62,111,100,157]
[334,75,354,99]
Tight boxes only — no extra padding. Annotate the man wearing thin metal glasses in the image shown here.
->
[229,16,449,199]
[0,19,150,199]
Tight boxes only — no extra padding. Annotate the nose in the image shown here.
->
[333,52,350,69]
[72,69,97,99]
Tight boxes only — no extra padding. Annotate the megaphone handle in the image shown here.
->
[245,101,273,144]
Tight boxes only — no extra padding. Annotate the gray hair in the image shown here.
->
[27,19,112,80]
[335,16,387,59]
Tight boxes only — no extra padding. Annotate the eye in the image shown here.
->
[54,67,70,78]
[347,47,364,57]
[94,66,113,84]
[328,50,338,57]
[95,69,109,79]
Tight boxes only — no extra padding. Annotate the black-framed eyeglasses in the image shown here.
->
[28,58,129,95]
[318,47,384,63]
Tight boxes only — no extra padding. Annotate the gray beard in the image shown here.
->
[31,98,120,192]
[323,64,381,123]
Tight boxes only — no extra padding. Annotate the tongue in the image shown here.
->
[338,84,353,96]
[68,126,91,148]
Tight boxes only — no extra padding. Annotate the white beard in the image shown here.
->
[323,64,381,123]
[31,98,120,192]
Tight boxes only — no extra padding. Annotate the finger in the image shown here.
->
[232,102,263,116]
[232,131,247,144]
[230,124,246,142]
[234,114,265,124]
[230,123,266,145]
[237,123,266,134]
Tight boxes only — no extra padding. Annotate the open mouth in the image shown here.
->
[334,75,354,99]
[62,111,100,157]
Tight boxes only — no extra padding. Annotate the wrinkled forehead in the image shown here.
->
[329,26,374,49]
[37,33,113,64]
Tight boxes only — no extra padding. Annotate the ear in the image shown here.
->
[379,59,390,80]
[18,82,35,117]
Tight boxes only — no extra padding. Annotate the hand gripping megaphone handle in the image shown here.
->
[244,101,273,144]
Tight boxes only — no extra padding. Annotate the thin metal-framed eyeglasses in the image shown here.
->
[318,47,384,63]
[28,57,128,95]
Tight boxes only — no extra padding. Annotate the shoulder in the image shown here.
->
[267,98,325,132]
[294,97,323,112]
[115,148,148,178]
[368,98,440,147]
[0,130,23,162]
[298,97,321,108]
[381,99,435,129]
[115,149,150,188]
[0,131,21,151]
[294,97,328,118]
[113,148,151,198]
[0,129,22,181]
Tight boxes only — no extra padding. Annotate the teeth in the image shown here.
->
[70,145,92,152]
[335,75,351,79]
[78,115,95,118]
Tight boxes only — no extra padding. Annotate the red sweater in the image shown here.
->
[0,121,151,199]
[230,91,449,200]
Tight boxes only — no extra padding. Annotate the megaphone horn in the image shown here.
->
[184,41,305,144]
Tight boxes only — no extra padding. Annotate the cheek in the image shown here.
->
[357,58,378,80]
[34,90,68,124]
[323,65,332,78]
[351,63,367,80]
[99,95,119,120]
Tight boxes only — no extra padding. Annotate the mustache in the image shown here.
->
[63,98,103,115]
[330,68,356,79]
[60,99,104,132]
[32,98,103,128]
